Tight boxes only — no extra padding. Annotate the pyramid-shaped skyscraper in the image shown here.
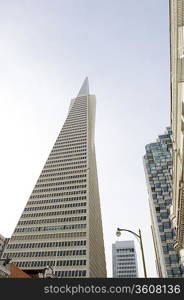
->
[3,78,107,278]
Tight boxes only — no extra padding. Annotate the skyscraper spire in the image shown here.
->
[77,77,89,96]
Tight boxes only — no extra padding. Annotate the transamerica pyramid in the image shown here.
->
[2,78,107,278]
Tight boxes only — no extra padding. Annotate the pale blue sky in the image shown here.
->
[0,0,170,277]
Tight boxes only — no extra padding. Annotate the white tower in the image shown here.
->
[3,78,106,278]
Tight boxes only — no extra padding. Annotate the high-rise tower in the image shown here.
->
[143,128,184,277]
[3,78,107,278]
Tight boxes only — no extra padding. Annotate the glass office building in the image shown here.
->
[143,127,184,277]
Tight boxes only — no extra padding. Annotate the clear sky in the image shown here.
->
[0,0,170,277]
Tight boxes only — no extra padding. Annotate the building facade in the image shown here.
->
[2,78,106,278]
[0,234,9,259]
[169,0,184,264]
[112,240,138,278]
[143,128,184,277]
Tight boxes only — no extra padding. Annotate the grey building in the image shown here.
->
[143,128,184,277]
[112,240,138,278]
[2,78,106,278]
[0,234,9,259]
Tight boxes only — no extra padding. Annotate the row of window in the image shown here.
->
[43,160,87,171]
[57,134,86,143]
[37,173,86,182]
[54,138,87,148]
[62,120,87,128]
[53,142,87,152]
[41,164,87,174]
[66,113,87,119]
[46,156,87,165]
[52,144,87,153]
[32,184,87,194]
[58,129,86,139]
[7,249,86,258]
[15,223,87,233]
[48,152,87,161]
[117,262,136,266]
[39,171,86,179]
[117,258,135,262]
[60,128,87,136]
[116,249,134,253]
[50,147,87,155]
[61,118,87,125]
[117,255,135,258]
[11,231,86,241]
[44,159,86,170]
[24,202,86,212]
[69,99,87,105]
[64,114,87,121]
[68,109,87,115]
[62,110,87,118]
[55,270,86,278]
[61,126,87,134]
[62,122,87,130]
[67,106,87,112]
[30,190,87,199]
[27,196,87,206]
[21,208,87,218]
[58,134,86,143]
[67,103,87,109]
[18,216,86,225]
[59,123,87,131]
[63,116,87,124]
[117,267,137,270]
[153,199,172,207]
[116,275,136,278]
[49,152,87,162]
[68,100,87,105]
[64,115,87,121]
[15,260,87,268]
[7,240,87,249]
[63,116,87,123]
[35,179,87,189]
[69,101,87,107]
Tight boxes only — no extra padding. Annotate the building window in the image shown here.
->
[178,26,184,58]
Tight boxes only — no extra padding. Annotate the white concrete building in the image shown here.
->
[169,0,184,265]
[112,241,138,278]
[2,78,106,278]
